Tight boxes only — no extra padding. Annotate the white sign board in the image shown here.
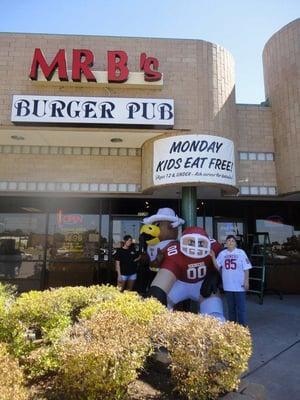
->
[153,134,236,187]
[11,95,174,126]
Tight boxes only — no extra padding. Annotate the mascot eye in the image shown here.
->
[154,222,161,227]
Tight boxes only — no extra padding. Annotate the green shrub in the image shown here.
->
[8,290,71,357]
[0,282,16,308]
[2,285,159,380]
[51,285,121,323]
[7,285,118,345]
[0,283,17,342]
[0,342,29,400]
[56,309,152,400]
[150,312,252,400]
[2,289,72,380]
[1,283,251,400]
[80,289,166,326]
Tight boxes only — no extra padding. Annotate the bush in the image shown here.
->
[0,342,29,400]
[8,290,71,357]
[0,282,16,308]
[0,283,17,342]
[80,289,166,326]
[2,285,119,378]
[51,285,122,323]
[56,309,152,400]
[0,283,251,400]
[150,312,252,400]
[1,285,160,381]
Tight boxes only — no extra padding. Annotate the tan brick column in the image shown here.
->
[263,19,300,194]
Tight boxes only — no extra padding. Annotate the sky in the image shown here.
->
[2,0,300,104]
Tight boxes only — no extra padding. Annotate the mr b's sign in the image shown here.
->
[11,47,174,126]
[29,48,162,84]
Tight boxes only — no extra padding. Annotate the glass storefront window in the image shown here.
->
[216,221,244,244]
[268,187,276,195]
[46,209,100,288]
[197,216,213,238]
[240,186,250,195]
[0,213,46,290]
[256,219,300,267]
[100,214,109,261]
[256,219,294,245]
[48,210,100,260]
[112,218,141,251]
[257,153,266,161]
[250,187,259,195]
[259,187,268,195]
[0,196,298,292]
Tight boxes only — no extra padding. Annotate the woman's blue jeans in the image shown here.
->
[225,291,247,326]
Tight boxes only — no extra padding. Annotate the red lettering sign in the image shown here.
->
[72,49,96,82]
[107,50,129,82]
[56,209,83,225]
[140,53,162,82]
[30,49,68,81]
[29,48,162,83]
[63,215,83,224]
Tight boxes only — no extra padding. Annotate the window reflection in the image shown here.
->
[256,219,294,244]
[216,221,244,244]
[112,219,141,253]
[0,213,46,283]
[256,219,300,263]
[197,217,213,238]
[100,214,109,261]
[48,210,100,260]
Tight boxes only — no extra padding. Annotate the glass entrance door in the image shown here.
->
[111,216,142,254]
[46,199,100,288]
[214,218,246,246]
[103,216,143,287]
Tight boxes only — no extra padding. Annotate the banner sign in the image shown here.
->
[153,134,236,187]
[11,95,174,126]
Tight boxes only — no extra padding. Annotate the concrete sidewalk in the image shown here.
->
[240,294,300,399]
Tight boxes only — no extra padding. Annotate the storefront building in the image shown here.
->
[0,19,300,292]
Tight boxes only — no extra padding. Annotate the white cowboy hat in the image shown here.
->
[142,208,185,228]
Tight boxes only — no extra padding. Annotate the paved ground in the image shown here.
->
[239,294,300,399]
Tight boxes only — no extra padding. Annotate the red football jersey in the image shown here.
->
[160,239,222,283]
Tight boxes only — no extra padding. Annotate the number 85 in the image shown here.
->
[224,259,237,269]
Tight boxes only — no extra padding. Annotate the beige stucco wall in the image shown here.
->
[0,33,236,135]
[0,153,140,183]
[263,18,300,195]
[236,104,277,187]
[2,27,297,197]
[0,33,237,193]
[140,40,237,192]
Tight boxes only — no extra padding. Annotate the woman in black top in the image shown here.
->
[115,235,140,291]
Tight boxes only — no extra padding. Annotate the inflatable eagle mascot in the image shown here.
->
[140,208,225,321]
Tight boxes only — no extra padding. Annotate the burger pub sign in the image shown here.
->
[11,47,174,127]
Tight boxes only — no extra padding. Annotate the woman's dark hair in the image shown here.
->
[226,235,237,241]
[123,235,132,241]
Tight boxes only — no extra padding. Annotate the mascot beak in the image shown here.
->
[140,224,161,246]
